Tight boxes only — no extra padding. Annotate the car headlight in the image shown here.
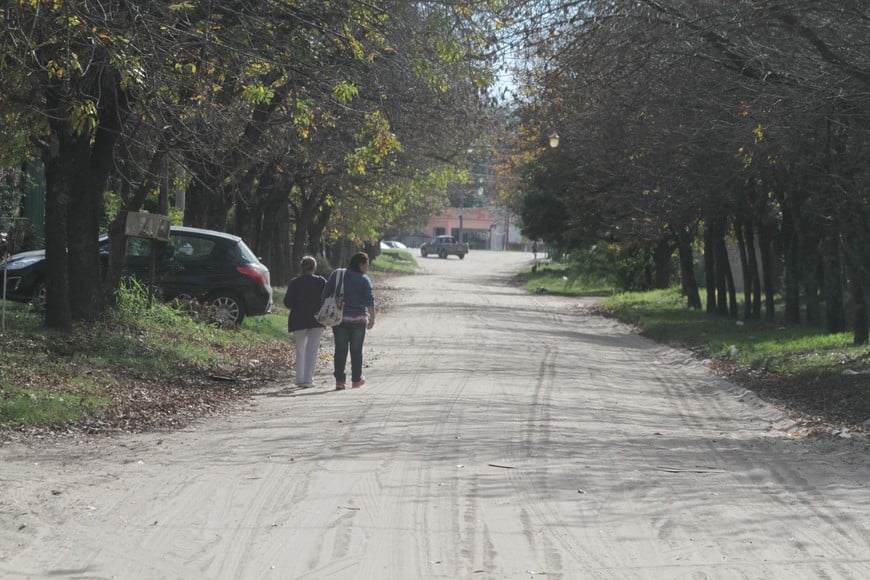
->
[5,256,42,270]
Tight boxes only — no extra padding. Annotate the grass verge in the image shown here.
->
[371,249,417,273]
[0,292,293,434]
[518,261,615,296]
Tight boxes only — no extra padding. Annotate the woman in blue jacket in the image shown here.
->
[322,252,376,390]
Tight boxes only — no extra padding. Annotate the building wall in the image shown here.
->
[421,207,524,250]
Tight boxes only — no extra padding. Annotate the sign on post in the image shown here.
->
[124,212,171,241]
[124,212,171,305]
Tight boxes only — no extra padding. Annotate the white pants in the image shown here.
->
[293,327,326,386]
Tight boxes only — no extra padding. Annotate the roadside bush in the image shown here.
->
[111,278,237,330]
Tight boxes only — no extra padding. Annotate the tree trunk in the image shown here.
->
[66,174,105,322]
[718,237,738,319]
[782,203,801,325]
[852,276,868,345]
[290,185,332,274]
[703,224,716,314]
[804,242,822,325]
[105,214,127,302]
[254,196,292,284]
[43,137,106,326]
[43,72,129,324]
[183,171,231,230]
[840,216,868,344]
[183,78,291,234]
[745,224,762,321]
[307,203,331,268]
[262,196,292,284]
[673,227,701,309]
[67,83,127,322]
[844,213,869,345]
[41,130,73,332]
[822,232,847,333]
[246,166,292,283]
[105,144,170,304]
[734,217,753,320]
[757,220,777,323]
[652,238,672,289]
[712,224,730,318]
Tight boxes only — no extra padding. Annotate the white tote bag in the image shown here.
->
[315,269,345,326]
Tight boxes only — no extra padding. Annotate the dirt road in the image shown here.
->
[1,250,868,579]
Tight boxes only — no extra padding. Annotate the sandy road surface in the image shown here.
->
[1,250,868,579]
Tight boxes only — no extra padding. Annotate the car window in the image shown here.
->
[170,235,217,260]
[126,237,157,257]
[236,241,257,263]
[126,237,175,260]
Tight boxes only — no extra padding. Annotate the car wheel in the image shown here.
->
[438,249,447,259]
[421,248,428,258]
[208,293,246,325]
[458,253,465,260]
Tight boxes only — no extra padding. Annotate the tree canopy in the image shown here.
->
[503,0,870,343]
[8,1,867,343]
[0,0,505,330]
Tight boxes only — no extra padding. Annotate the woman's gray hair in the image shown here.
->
[300,255,317,274]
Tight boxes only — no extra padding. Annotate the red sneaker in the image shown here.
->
[335,382,346,391]
[352,376,366,389]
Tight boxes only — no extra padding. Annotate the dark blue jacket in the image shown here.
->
[322,268,375,322]
[284,274,326,331]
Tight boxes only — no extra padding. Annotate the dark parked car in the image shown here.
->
[1,248,48,304]
[1,226,272,324]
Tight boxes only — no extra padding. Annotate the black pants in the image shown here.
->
[332,322,366,383]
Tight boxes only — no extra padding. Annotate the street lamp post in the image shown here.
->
[458,180,483,246]
[458,204,463,244]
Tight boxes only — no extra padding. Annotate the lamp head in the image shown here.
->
[548,131,560,148]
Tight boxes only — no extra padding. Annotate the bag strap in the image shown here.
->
[335,269,345,298]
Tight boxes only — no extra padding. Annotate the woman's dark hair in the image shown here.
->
[348,251,369,272]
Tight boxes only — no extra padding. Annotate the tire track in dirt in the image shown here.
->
[478,298,615,576]
[615,345,870,577]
